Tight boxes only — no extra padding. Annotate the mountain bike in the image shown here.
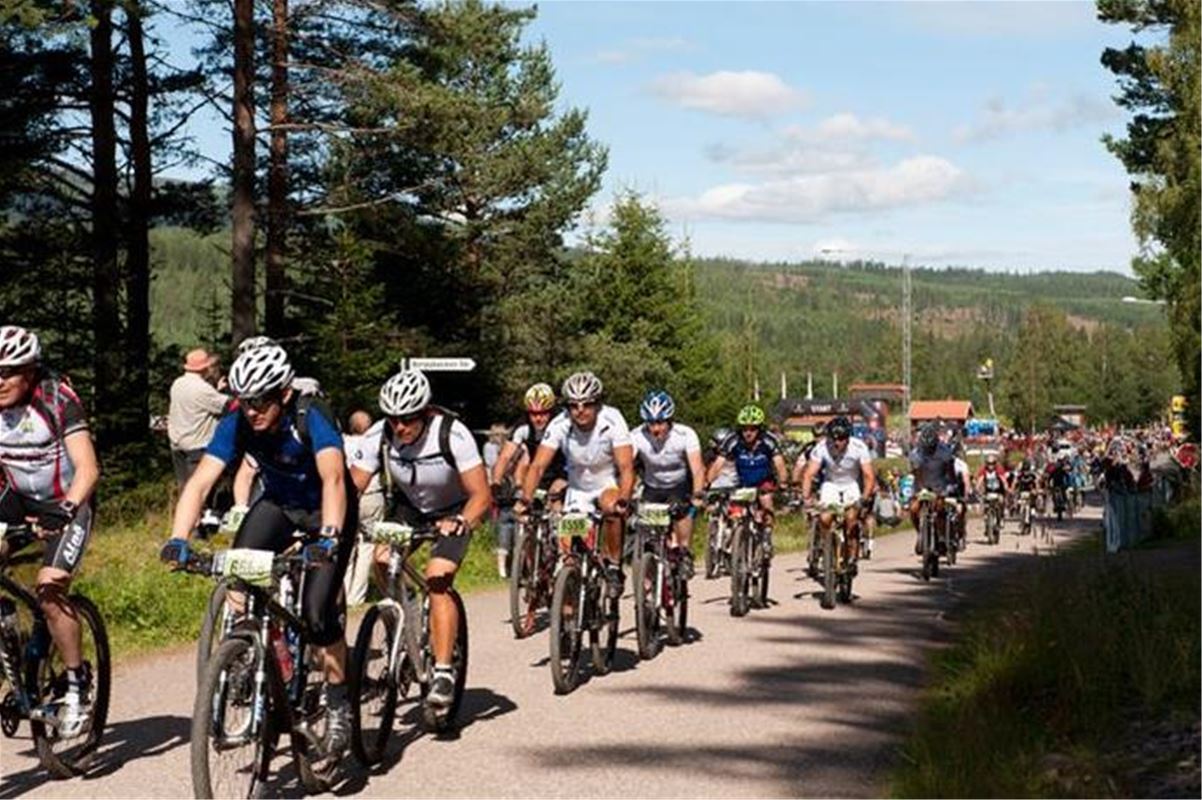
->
[703,489,735,579]
[727,487,770,617]
[348,521,468,766]
[806,496,860,609]
[1052,484,1068,521]
[175,540,344,798]
[630,501,691,660]
[547,509,619,694]
[195,505,248,685]
[508,488,561,639]
[0,522,110,778]
[1017,490,1035,537]
[982,492,1004,545]
[915,489,957,581]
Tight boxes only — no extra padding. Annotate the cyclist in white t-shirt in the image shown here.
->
[517,371,635,599]
[798,416,877,561]
[350,369,492,712]
[630,390,705,578]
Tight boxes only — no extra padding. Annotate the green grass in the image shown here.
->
[889,531,1200,797]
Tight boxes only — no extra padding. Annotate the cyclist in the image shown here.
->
[705,405,789,558]
[630,390,705,578]
[704,427,738,490]
[490,383,567,577]
[349,369,491,713]
[161,343,357,753]
[0,326,100,737]
[516,371,635,600]
[1045,453,1073,515]
[797,416,876,564]
[908,424,957,555]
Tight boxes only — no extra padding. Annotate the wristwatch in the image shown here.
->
[319,524,340,539]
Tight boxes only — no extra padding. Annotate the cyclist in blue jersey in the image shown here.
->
[705,404,789,557]
[161,344,357,754]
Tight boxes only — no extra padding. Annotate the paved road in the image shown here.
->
[1,506,1099,799]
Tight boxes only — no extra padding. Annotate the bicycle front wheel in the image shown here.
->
[821,530,836,610]
[633,550,661,660]
[192,636,273,799]
[29,594,111,778]
[549,564,583,694]
[197,579,229,687]
[509,524,540,639]
[350,603,398,765]
[729,523,751,617]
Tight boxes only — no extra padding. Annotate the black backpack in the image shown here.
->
[378,408,461,495]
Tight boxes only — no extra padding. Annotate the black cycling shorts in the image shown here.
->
[387,495,472,566]
[233,491,357,648]
[642,482,692,505]
[0,486,93,575]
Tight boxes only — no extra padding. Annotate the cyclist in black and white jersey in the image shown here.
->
[490,383,567,576]
[517,371,635,599]
[349,369,491,711]
[0,326,100,737]
[797,416,877,561]
[630,390,705,578]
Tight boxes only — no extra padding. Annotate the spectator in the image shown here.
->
[167,348,229,488]
[482,424,507,474]
[343,409,385,606]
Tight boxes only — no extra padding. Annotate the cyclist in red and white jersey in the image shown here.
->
[0,326,100,736]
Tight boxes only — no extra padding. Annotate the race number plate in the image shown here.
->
[556,513,590,541]
[731,487,758,504]
[637,503,671,527]
[370,521,414,546]
[218,548,275,587]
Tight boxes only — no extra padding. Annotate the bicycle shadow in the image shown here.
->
[0,714,191,799]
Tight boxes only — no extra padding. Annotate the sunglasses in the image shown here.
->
[528,409,552,418]
[567,401,598,411]
[388,411,424,425]
[241,392,283,413]
[0,366,27,380]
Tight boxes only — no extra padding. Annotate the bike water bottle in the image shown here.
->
[270,626,294,683]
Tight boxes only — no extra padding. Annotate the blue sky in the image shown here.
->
[164,1,1145,274]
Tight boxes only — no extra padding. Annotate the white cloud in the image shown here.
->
[649,70,809,119]
[665,155,973,223]
[954,93,1119,142]
[808,113,915,143]
[588,36,692,65]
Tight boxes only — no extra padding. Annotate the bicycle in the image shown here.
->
[726,487,770,617]
[914,489,957,581]
[195,505,249,686]
[348,521,468,765]
[982,492,1004,545]
[0,522,111,778]
[630,501,691,660]
[806,497,860,610]
[702,489,735,579]
[547,508,619,694]
[1017,491,1035,537]
[1051,484,1068,521]
[175,540,344,798]
[508,488,560,639]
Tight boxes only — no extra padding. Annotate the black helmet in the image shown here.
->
[918,424,939,453]
[828,416,852,440]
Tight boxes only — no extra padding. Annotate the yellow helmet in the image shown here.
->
[523,382,556,412]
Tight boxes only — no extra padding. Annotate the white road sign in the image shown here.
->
[404,357,477,372]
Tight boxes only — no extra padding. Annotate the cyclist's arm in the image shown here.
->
[861,459,877,498]
[789,454,807,486]
[520,444,556,502]
[772,453,789,487]
[233,458,257,504]
[62,430,100,507]
[490,440,520,486]
[687,447,706,498]
[800,459,819,500]
[457,464,492,531]
[349,463,374,495]
[315,447,347,535]
[171,455,227,539]
[704,454,727,486]
[614,443,635,503]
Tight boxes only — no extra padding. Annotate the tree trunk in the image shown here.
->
[231,0,256,345]
[265,0,289,336]
[88,0,122,450]
[125,0,152,441]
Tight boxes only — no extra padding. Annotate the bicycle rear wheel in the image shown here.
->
[29,594,110,778]
[509,524,540,639]
[634,550,661,660]
[750,533,769,609]
[590,578,618,676]
[665,569,688,646]
[192,636,273,799]
[549,564,583,694]
[920,516,934,581]
[349,603,398,765]
[704,519,720,579]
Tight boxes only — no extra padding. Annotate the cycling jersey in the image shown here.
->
[541,405,631,493]
[909,444,956,494]
[355,414,482,516]
[1014,471,1038,492]
[206,399,342,510]
[977,465,1008,493]
[631,422,700,490]
[719,430,782,488]
[510,415,567,484]
[808,437,872,489]
[0,373,89,502]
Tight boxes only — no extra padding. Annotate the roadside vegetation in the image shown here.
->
[890,501,1200,798]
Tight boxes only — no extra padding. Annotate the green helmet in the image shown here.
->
[736,404,766,427]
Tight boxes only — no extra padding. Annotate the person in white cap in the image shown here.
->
[167,347,230,487]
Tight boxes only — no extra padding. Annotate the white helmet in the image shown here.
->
[228,344,294,398]
[561,371,602,403]
[236,335,278,356]
[0,326,41,367]
[379,369,431,416]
